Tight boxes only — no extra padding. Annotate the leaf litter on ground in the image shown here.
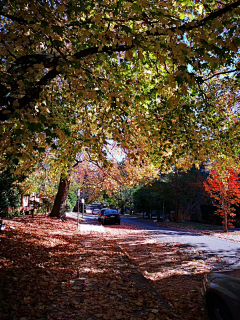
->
[1,215,181,320]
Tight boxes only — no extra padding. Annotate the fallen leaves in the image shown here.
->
[106,229,207,320]
[0,215,179,320]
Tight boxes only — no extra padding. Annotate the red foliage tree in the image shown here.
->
[204,168,240,232]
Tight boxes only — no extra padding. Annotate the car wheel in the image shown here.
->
[102,220,105,225]
[207,295,233,320]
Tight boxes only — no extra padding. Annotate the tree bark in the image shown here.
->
[50,173,71,220]
[222,196,228,232]
[224,210,228,232]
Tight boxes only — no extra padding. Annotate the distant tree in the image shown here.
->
[133,185,152,216]
[176,169,206,221]
[133,168,207,221]
[204,168,240,232]
[133,183,165,218]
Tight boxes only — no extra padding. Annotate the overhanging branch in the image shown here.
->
[0,68,59,121]
[0,43,133,121]
[148,0,240,35]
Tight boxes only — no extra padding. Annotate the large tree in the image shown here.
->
[1,0,240,218]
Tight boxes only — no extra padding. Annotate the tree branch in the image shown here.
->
[72,159,84,168]
[1,0,239,121]
[0,68,59,121]
[0,11,29,24]
[148,0,240,35]
[203,68,240,81]
[1,43,133,121]
[74,44,133,60]
[182,0,240,31]
[8,54,59,73]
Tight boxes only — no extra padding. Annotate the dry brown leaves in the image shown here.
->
[102,224,208,320]
[1,215,180,320]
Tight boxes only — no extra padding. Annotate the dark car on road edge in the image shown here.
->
[101,209,120,225]
[98,208,108,222]
[202,269,240,320]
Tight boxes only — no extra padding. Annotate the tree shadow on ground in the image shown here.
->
[0,215,179,320]
[2,215,240,320]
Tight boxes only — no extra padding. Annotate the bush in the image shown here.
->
[41,198,54,213]
[0,169,23,211]
[67,189,77,212]
[7,210,25,218]
[66,200,73,212]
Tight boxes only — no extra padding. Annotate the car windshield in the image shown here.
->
[105,209,118,215]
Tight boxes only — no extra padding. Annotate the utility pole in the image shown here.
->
[82,198,85,219]
[77,189,80,229]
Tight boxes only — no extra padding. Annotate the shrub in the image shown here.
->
[7,210,24,218]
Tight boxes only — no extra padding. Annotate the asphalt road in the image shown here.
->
[67,212,240,271]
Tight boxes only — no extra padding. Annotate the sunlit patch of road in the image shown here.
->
[67,212,106,233]
[78,223,106,233]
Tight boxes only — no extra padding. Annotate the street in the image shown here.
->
[68,212,240,272]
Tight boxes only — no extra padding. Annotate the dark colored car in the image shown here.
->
[98,208,108,222]
[202,269,240,320]
[101,209,120,225]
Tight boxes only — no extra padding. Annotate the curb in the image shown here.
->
[116,242,180,320]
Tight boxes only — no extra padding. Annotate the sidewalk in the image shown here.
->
[0,215,179,320]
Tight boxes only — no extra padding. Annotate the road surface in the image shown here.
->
[67,212,240,271]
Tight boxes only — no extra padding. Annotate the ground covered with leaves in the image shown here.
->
[0,215,209,320]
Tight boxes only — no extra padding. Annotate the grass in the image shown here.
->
[160,221,223,231]
[137,217,223,231]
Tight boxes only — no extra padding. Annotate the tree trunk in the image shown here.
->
[50,173,71,220]
[222,195,228,232]
[224,210,228,232]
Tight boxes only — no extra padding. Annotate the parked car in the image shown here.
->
[98,208,108,222]
[86,205,93,214]
[92,208,100,215]
[101,209,120,225]
[202,269,240,320]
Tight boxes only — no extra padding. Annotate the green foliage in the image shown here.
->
[6,210,24,219]
[0,169,22,213]
[132,167,208,219]
[1,0,240,172]
[66,200,73,212]
[133,184,165,214]
[41,198,54,213]
[67,188,77,212]
[175,168,207,221]
[102,192,114,207]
